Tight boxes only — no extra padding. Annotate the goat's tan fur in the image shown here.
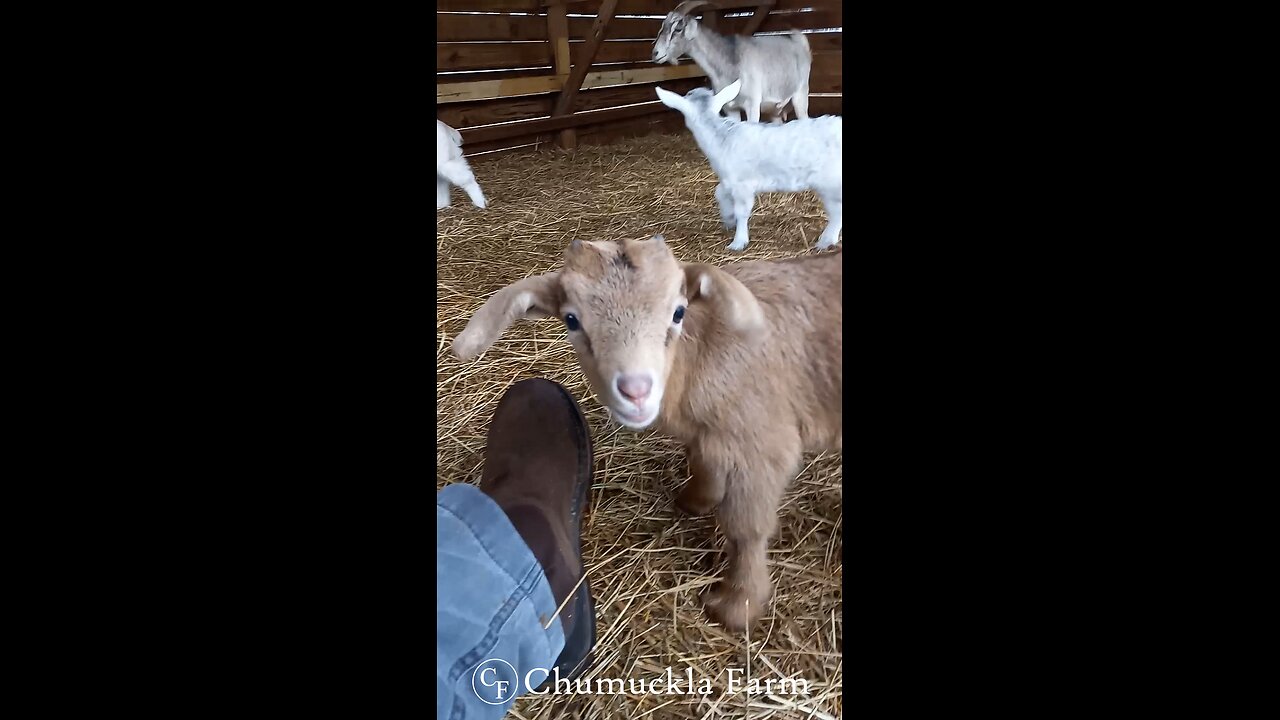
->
[453,237,842,630]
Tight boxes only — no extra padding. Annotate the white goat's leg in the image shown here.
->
[715,182,735,230]
[727,189,754,251]
[745,101,761,123]
[436,175,450,209]
[791,82,810,120]
[816,189,842,249]
[437,157,487,209]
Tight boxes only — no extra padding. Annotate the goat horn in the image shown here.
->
[672,1,714,16]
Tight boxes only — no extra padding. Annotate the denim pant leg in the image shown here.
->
[437,483,566,720]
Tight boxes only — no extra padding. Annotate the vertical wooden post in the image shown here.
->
[546,2,575,149]
[551,0,618,117]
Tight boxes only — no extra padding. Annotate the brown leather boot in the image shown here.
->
[480,378,595,684]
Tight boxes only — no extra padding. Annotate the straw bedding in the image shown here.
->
[437,132,842,720]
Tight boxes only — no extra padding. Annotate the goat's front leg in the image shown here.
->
[436,174,450,209]
[816,187,842,249]
[715,182,735,230]
[700,439,800,630]
[745,100,762,124]
[727,188,754,251]
[676,444,727,516]
[437,157,487,209]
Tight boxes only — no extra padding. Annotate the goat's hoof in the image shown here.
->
[675,486,719,516]
[703,582,770,631]
[726,241,748,252]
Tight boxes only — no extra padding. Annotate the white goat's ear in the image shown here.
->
[453,272,562,360]
[655,87,688,111]
[710,79,742,115]
[683,263,766,336]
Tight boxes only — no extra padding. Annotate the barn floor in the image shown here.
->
[437,132,842,720]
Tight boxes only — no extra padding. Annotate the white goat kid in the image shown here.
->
[656,80,842,251]
[436,120,486,210]
[652,0,811,124]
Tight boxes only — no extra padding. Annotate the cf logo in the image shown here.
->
[472,659,519,705]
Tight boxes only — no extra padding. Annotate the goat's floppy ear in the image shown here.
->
[452,272,561,360]
[655,86,689,112]
[683,263,766,336]
[711,79,742,114]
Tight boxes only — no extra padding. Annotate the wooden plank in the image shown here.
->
[438,0,540,11]
[804,32,842,54]
[806,95,842,116]
[772,0,840,10]
[579,63,705,90]
[548,8,572,76]
[577,113,686,147]
[810,51,841,93]
[545,0,682,13]
[460,112,687,158]
[671,8,842,38]
[438,75,565,103]
[553,0,782,11]
[568,15,662,40]
[462,133,556,158]
[570,39,658,66]
[759,8,843,33]
[547,3,576,148]
[461,101,670,145]
[437,95,554,130]
[437,42,553,73]
[552,0,619,116]
[574,76,706,112]
[437,63,706,103]
[810,74,842,94]
[740,3,774,35]
[437,13,549,42]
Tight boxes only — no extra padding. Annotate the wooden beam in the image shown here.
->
[460,101,670,145]
[437,64,707,104]
[552,0,618,116]
[546,2,576,149]
[579,63,705,90]
[740,1,775,35]
[437,75,565,104]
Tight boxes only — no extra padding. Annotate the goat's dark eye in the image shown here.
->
[564,314,580,331]
[673,306,685,324]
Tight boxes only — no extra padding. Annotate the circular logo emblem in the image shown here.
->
[472,658,519,705]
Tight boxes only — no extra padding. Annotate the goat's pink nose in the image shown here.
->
[617,374,653,403]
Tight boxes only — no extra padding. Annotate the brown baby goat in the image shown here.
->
[452,236,842,630]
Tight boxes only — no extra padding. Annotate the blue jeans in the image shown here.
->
[436,483,566,720]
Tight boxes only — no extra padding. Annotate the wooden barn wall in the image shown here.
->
[437,0,843,157]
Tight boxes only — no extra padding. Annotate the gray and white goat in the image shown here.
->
[656,80,842,251]
[437,120,486,210]
[652,0,811,124]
